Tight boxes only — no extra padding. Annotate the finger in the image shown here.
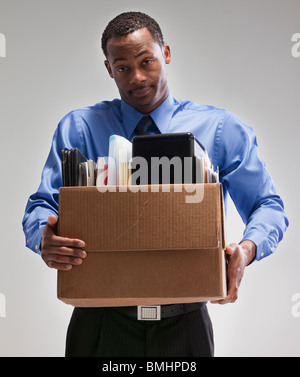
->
[211,270,239,305]
[45,253,85,266]
[210,297,229,304]
[211,291,238,305]
[50,247,87,258]
[210,299,222,304]
[48,234,85,248]
[223,270,239,304]
[47,260,73,271]
[223,289,238,304]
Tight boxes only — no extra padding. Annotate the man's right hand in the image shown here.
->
[41,215,87,271]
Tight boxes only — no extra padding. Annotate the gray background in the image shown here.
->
[0,0,299,356]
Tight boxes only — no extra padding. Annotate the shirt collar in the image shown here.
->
[121,92,175,140]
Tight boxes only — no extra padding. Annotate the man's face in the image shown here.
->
[104,28,171,114]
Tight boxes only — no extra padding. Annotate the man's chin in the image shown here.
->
[121,88,168,113]
[126,96,157,113]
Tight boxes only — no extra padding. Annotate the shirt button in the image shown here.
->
[35,245,38,250]
[260,252,264,258]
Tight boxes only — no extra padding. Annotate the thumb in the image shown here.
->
[47,215,58,229]
[226,243,238,255]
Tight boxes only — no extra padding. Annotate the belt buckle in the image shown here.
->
[137,305,161,321]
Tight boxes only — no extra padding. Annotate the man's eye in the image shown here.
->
[144,59,153,66]
[117,67,127,72]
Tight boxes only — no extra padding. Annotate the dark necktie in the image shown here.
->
[132,116,160,139]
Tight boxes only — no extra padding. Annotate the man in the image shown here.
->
[22,12,288,357]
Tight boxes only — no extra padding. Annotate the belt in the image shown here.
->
[111,302,206,321]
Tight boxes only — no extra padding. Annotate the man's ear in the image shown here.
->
[104,60,114,78]
[163,44,171,64]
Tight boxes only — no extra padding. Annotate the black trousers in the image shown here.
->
[65,304,214,357]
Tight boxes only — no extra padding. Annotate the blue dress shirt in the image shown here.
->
[22,93,289,260]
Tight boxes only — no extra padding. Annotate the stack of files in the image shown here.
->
[61,148,97,187]
[96,157,108,186]
[203,152,219,184]
[61,133,219,187]
[106,135,132,186]
[78,160,97,186]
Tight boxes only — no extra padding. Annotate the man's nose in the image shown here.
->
[130,68,146,84]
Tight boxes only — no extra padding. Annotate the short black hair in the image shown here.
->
[101,11,165,57]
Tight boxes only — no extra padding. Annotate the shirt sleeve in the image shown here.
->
[217,110,289,261]
[22,112,85,254]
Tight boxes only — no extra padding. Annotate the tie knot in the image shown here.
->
[135,116,158,136]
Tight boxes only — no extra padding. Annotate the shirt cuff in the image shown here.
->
[26,226,44,255]
[240,230,277,262]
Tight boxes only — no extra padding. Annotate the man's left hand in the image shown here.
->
[211,240,256,304]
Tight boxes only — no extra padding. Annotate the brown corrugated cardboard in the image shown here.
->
[57,183,227,307]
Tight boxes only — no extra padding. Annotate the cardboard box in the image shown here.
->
[57,183,227,307]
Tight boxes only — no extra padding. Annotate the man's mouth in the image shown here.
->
[130,86,152,98]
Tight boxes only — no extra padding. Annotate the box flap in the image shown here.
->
[58,184,224,252]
